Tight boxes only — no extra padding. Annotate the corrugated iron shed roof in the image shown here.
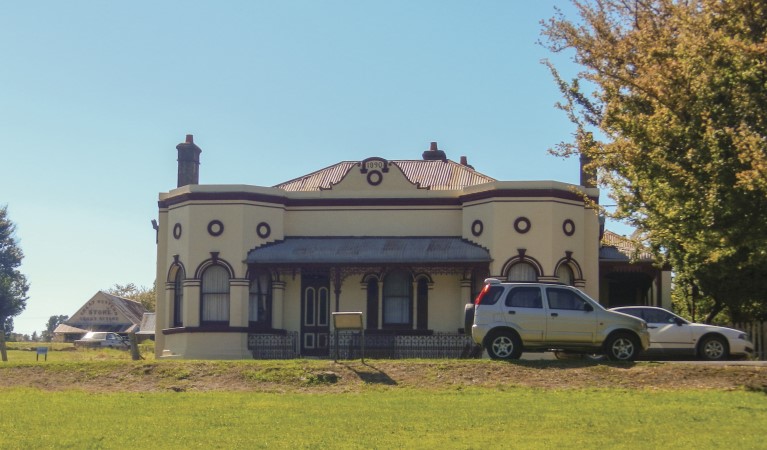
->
[53,324,89,334]
[600,230,655,262]
[100,292,148,324]
[247,237,491,265]
[275,160,495,192]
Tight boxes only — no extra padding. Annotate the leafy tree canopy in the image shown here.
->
[0,205,30,360]
[541,0,767,322]
[106,283,156,312]
[41,314,69,342]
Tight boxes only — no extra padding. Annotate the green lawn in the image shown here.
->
[1,388,764,449]
[2,341,153,362]
[1,345,764,448]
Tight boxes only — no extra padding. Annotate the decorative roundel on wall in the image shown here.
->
[514,217,531,234]
[563,219,576,236]
[471,219,484,237]
[256,221,271,239]
[173,223,182,240]
[207,220,224,237]
[366,170,383,186]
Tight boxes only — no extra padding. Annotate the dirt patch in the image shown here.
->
[1,360,765,394]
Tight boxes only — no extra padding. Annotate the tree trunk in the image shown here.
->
[130,332,141,360]
[704,298,724,325]
[0,318,7,362]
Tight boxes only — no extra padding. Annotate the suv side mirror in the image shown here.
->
[583,303,594,312]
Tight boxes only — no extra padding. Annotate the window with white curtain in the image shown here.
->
[173,268,184,327]
[507,262,538,282]
[201,265,230,323]
[249,271,271,328]
[383,270,411,327]
[557,264,575,286]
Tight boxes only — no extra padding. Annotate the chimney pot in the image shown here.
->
[422,141,447,161]
[460,156,468,165]
[186,134,194,144]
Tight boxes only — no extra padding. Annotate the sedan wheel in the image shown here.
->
[605,333,639,361]
[699,336,728,361]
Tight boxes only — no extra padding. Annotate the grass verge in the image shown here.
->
[0,388,765,448]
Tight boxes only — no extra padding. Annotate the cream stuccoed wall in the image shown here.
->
[156,174,601,358]
[285,207,462,237]
[461,182,600,299]
[164,332,252,359]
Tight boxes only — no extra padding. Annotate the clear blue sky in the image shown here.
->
[2,1,627,336]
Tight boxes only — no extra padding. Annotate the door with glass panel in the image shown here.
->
[301,272,330,356]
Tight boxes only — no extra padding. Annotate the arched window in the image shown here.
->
[249,271,272,329]
[507,262,538,282]
[173,267,184,327]
[557,264,575,286]
[383,270,412,328]
[366,278,379,329]
[201,265,230,324]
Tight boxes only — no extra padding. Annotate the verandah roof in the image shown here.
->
[246,237,491,265]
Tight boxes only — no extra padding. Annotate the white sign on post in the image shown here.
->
[332,312,364,362]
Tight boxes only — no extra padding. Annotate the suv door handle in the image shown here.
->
[550,313,559,317]
[507,310,516,315]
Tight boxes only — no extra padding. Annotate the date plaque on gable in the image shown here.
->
[360,157,390,174]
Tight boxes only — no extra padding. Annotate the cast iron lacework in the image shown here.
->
[330,332,478,359]
[248,332,299,359]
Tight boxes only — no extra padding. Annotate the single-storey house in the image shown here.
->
[154,136,670,359]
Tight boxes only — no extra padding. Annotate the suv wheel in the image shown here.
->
[604,332,640,362]
[486,331,522,360]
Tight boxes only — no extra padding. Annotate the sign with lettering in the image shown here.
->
[68,294,132,326]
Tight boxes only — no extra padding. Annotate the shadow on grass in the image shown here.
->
[338,362,398,386]
[498,359,638,370]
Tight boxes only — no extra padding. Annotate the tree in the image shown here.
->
[106,283,156,312]
[541,0,767,322]
[41,314,69,342]
[0,205,30,361]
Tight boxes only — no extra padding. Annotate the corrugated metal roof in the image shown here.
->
[247,237,491,265]
[600,230,655,262]
[101,292,148,324]
[275,160,495,192]
[53,324,89,334]
[275,162,358,192]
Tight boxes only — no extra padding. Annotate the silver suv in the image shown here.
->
[465,279,650,361]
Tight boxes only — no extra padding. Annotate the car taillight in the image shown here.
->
[474,284,491,305]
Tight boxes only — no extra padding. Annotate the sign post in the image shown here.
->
[331,312,364,363]
[36,347,48,361]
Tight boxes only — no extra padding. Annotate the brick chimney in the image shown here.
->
[422,141,447,161]
[176,134,202,187]
[579,153,596,188]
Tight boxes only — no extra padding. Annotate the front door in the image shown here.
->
[301,272,330,357]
